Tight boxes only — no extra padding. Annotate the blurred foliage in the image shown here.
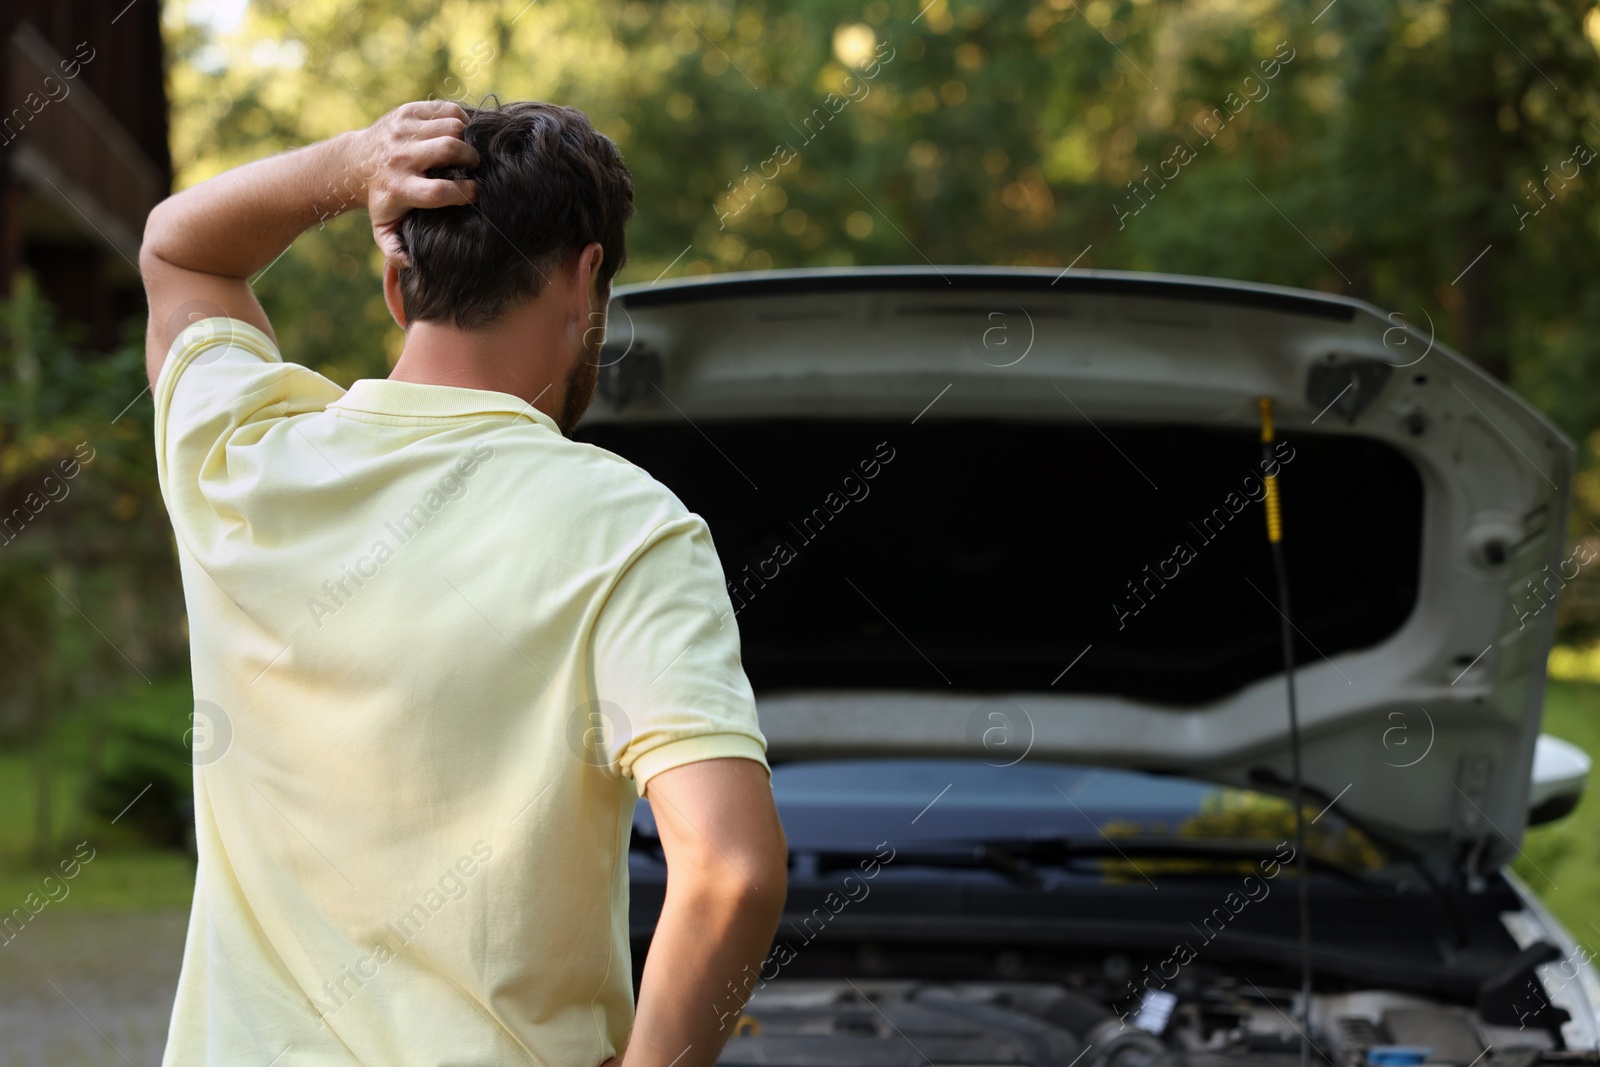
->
[1096,786,1386,882]
[0,673,198,907]
[85,722,196,856]
[1178,788,1386,872]
[0,277,188,862]
[163,0,1600,642]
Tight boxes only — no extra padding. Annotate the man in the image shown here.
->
[142,98,787,1066]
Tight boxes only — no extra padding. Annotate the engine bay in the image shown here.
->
[714,974,1578,1067]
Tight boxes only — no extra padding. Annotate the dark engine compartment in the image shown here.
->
[628,853,1586,1067]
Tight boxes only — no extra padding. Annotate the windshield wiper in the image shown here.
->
[1249,769,1469,947]
[881,835,1393,890]
[807,841,1047,888]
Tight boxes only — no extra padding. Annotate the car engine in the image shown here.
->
[714,976,1573,1067]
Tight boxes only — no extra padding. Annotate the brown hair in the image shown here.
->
[396,98,634,330]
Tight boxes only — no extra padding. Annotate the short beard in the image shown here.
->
[555,330,601,437]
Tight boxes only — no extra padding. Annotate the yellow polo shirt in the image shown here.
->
[153,317,768,1067]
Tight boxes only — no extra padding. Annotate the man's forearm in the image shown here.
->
[629,877,786,1067]
[139,102,475,385]
[142,131,369,279]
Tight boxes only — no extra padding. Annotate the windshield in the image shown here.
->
[635,758,1387,878]
[578,418,1422,705]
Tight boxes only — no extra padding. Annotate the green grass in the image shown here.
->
[2,672,1598,932]
[0,673,197,911]
[1516,679,1600,944]
[0,850,195,912]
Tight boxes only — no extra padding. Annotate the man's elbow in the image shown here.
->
[139,197,180,273]
[681,850,788,923]
[744,856,789,920]
[743,825,790,917]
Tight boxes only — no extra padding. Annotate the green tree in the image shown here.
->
[0,277,185,862]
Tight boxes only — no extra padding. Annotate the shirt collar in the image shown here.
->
[328,379,563,435]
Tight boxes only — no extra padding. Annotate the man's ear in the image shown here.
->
[382,260,408,329]
[577,242,605,303]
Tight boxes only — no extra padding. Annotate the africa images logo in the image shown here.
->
[1111,440,1296,630]
[309,841,495,1024]
[724,441,897,617]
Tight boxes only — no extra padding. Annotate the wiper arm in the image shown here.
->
[1250,769,1470,947]
[915,835,1392,890]
[975,843,1046,888]
[811,841,1046,888]
[1077,836,1386,888]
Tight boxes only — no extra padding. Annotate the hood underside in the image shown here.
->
[580,266,1576,877]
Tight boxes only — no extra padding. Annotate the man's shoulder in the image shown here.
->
[155,317,345,494]
[502,431,695,533]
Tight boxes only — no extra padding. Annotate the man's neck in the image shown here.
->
[388,320,567,418]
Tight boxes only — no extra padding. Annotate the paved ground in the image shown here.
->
[0,909,187,1067]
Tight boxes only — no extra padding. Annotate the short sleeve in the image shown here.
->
[153,316,342,513]
[590,512,769,794]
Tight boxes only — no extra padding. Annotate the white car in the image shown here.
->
[580,267,1597,1067]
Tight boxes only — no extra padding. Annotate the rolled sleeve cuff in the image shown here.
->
[629,732,770,796]
[155,316,281,407]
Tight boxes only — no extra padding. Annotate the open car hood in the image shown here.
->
[585,266,1575,879]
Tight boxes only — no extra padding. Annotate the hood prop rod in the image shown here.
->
[1261,395,1313,1067]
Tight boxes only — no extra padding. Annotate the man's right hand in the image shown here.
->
[352,100,481,269]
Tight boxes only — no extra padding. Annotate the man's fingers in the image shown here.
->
[403,132,480,173]
[399,99,470,124]
[359,101,477,264]
[380,236,411,269]
[396,175,477,209]
[404,116,471,145]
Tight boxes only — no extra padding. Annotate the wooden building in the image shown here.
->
[2,0,170,348]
